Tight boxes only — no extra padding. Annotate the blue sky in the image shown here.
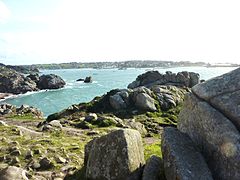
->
[0,0,240,65]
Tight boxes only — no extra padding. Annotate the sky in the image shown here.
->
[0,0,240,65]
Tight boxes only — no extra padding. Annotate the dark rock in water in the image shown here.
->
[84,76,92,83]
[128,70,200,89]
[162,127,213,180]
[76,78,85,81]
[85,129,145,180]
[37,74,66,89]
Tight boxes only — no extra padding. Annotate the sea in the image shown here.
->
[1,66,237,117]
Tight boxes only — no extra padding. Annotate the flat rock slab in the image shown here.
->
[85,129,145,180]
[178,93,240,180]
[162,127,213,180]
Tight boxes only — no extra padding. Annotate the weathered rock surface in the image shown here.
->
[85,129,145,180]
[192,68,240,130]
[135,93,157,111]
[37,74,66,90]
[0,166,29,180]
[142,155,163,180]
[109,93,127,110]
[192,67,240,100]
[178,93,240,180]
[176,68,240,179]
[0,66,38,94]
[162,127,213,180]
[128,71,199,89]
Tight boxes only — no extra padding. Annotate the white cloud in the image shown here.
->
[0,1,11,23]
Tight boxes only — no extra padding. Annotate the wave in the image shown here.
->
[0,88,67,102]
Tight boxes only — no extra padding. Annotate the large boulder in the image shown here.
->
[162,127,213,180]
[178,93,240,180]
[192,67,240,130]
[0,166,28,180]
[37,74,65,89]
[109,93,127,110]
[135,93,157,112]
[192,68,240,101]
[85,129,145,180]
[151,85,187,111]
[177,68,240,179]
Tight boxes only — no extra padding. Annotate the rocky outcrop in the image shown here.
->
[0,166,28,180]
[177,67,240,180]
[128,71,200,89]
[0,65,66,94]
[37,74,66,90]
[85,129,145,180]
[0,66,38,94]
[162,127,213,180]
[192,67,240,130]
[0,103,43,118]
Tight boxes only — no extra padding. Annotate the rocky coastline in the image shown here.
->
[0,64,66,95]
[0,68,239,180]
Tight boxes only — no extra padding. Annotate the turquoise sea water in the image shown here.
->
[2,67,237,117]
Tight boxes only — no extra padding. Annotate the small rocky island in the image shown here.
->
[0,68,239,180]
